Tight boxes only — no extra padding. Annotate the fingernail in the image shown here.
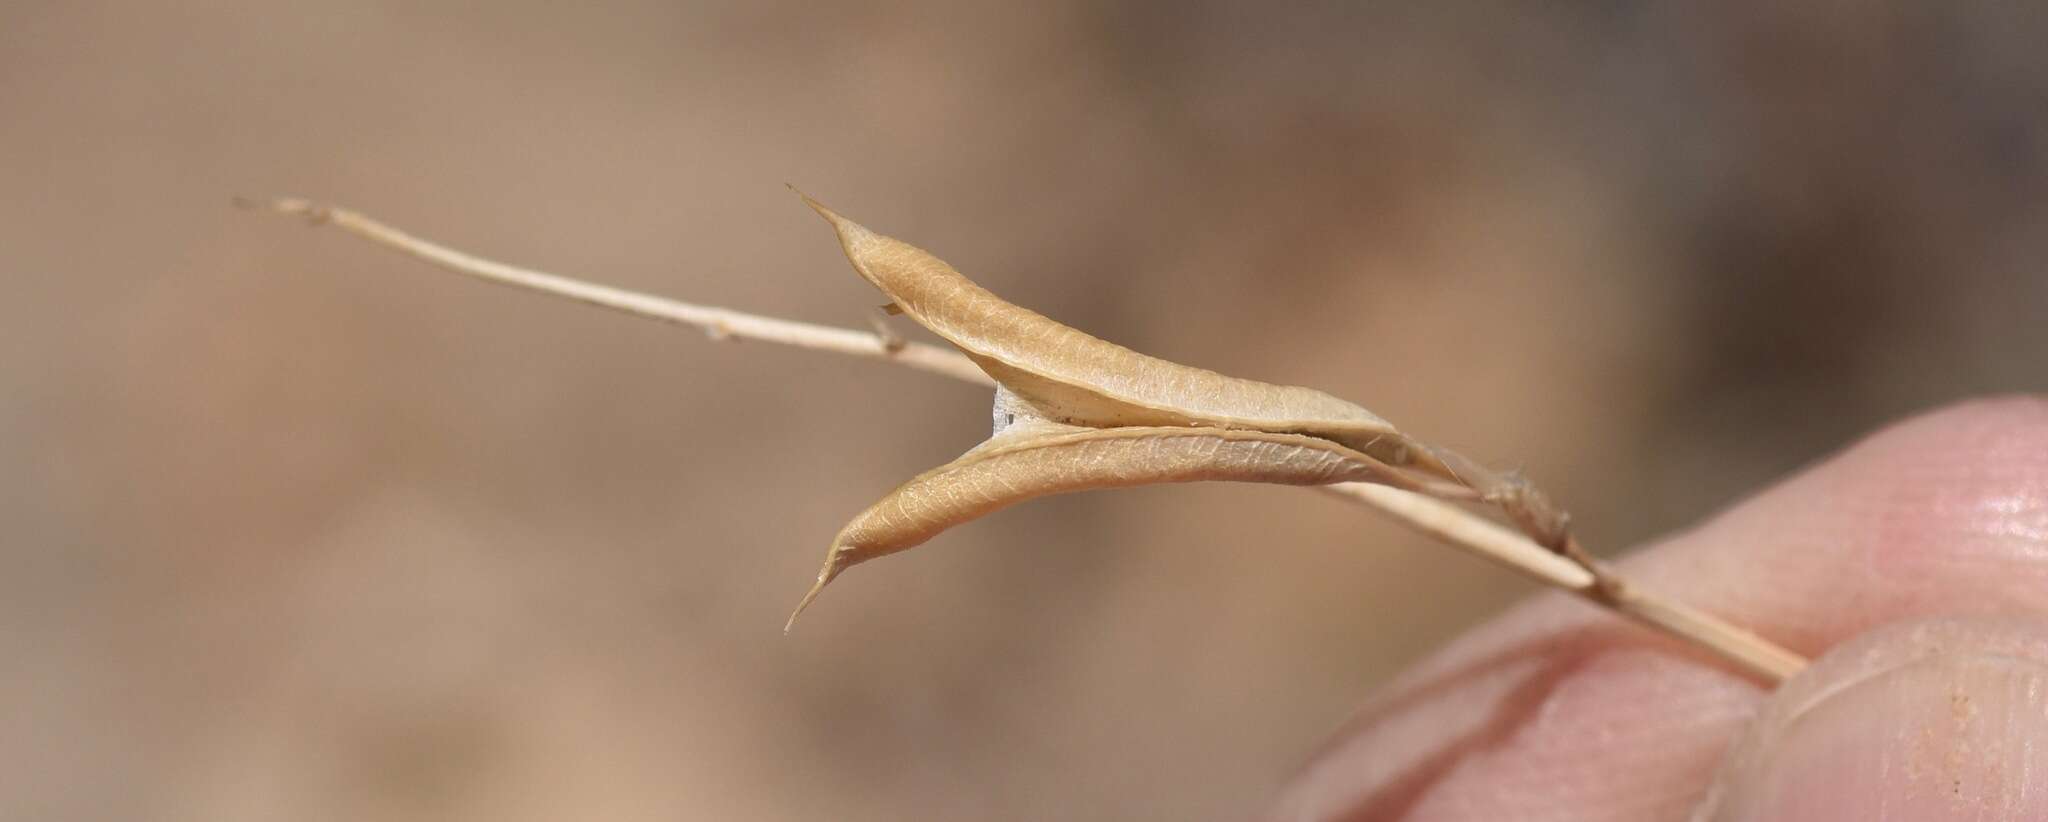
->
[1698,617,2048,821]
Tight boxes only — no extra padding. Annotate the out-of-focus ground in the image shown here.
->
[5,3,2045,820]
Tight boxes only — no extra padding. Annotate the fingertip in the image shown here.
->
[1698,616,2048,821]
[1628,395,2048,647]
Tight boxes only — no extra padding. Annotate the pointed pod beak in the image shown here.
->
[788,185,847,226]
[782,548,846,633]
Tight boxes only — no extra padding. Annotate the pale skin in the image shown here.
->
[1265,398,2048,821]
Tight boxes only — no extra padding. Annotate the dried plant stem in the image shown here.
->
[240,198,995,386]
[247,197,1808,684]
[1317,484,1804,681]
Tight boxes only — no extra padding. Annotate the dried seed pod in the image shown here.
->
[250,196,1801,681]
[785,418,1419,628]
[799,195,1435,466]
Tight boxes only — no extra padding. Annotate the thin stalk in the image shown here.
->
[241,198,993,386]
[1316,483,1804,681]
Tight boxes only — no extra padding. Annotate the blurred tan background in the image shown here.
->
[6,3,2046,820]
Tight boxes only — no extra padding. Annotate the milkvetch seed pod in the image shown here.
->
[787,420,1422,629]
